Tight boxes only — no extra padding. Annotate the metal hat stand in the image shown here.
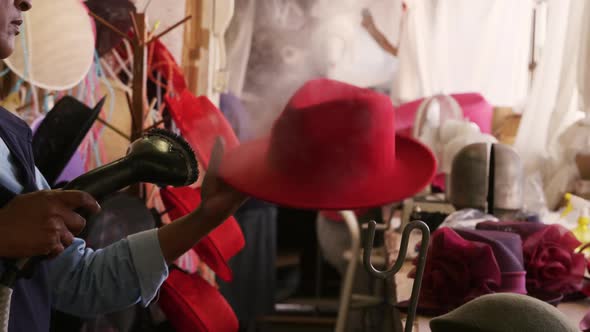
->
[362,220,430,332]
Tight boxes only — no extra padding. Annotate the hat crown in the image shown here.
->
[268,79,396,184]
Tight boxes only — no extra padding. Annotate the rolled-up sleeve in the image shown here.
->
[48,229,168,317]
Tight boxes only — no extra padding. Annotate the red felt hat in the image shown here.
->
[165,89,240,168]
[159,269,239,332]
[160,186,245,282]
[218,79,437,210]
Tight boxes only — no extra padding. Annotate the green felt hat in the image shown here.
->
[430,293,577,332]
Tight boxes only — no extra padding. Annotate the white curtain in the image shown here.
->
[514,0,574,170]
[392,0,533,107]
[225,0,256,97]
[134,0,187,64]
[514,0,590,208]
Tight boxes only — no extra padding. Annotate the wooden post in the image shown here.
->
[131,12,148,142]
[88,8,192,198]
[182,0,206,96]
[129,11,148,197]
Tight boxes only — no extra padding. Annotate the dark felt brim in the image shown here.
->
[396,291,564,317]
[32,96,105,185]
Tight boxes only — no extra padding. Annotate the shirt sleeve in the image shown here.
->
[48,229,169,318]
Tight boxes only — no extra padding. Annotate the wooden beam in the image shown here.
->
[129,11,149,198]
[182,0,204,95]
[131,12,148,142]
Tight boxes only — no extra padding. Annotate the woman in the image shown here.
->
[0,1,247,331]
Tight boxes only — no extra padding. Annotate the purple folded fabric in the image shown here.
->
[477,221,586,296]
[476,221,547,242]
[455,228,527,294]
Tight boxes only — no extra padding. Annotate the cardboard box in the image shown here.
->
[492,107,521,145]
[576,153,590,180]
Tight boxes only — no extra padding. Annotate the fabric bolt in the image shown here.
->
[393,0,532,107]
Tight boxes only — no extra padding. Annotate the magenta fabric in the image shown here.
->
[394,93,492,190]
[477,222,586,296]
[395,92,493,135]
[523,225,586,295]
[581,310,590,331]
[476,221,547,242]
[410,227,502,313]
[455,228,527,294]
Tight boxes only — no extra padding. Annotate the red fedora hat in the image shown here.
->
[165,89,240,168]
[159,268,239,332]
[160,186,245,282]
[218,79,436,210]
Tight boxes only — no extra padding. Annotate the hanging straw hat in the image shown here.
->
[98,79,132,164]
[4,0,95,91]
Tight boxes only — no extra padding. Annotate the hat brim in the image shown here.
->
[159,187,244,282]
[159,269,238,331]
[219,134,436,210]
[165,90,240,169]
[32,96,105,186]
[396,290,564,317]
[192,216,245,282]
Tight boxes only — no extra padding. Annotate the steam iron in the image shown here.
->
[1,128,199,289]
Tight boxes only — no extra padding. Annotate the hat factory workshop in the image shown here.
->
[0,0,589,332]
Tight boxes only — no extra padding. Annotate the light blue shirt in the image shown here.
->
[0,139,169,317]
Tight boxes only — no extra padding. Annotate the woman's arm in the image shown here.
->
[362,9,398,57]
[157,138,247,264]
[50,138,247,316]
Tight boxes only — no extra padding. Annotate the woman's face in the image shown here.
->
[0,0,32,59]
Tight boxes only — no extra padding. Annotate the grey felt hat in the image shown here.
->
[430,293,577,332]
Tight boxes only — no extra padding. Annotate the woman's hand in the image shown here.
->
[196,137,248,226]
[361,9,376,31]
[157,137,248,264]
[0,190,99,258]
